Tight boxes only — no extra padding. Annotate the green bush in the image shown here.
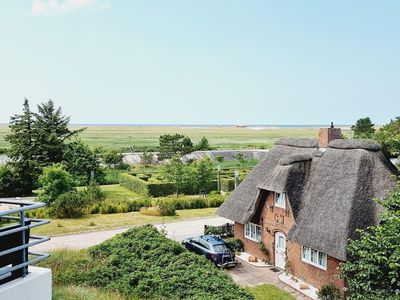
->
[317,284,342,300]
[83,225,253,299]
[157,199,176,216]
[39,164,75,205]
[221,178,237,192]
[226,239,244,252]
[81,181,105,203]
[119,173,175,197]
[50,190,87,218]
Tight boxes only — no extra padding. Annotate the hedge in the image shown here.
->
[120,173,218,197]
[221,178,238,192]
[119,173,175,197]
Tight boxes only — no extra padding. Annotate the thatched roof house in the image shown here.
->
[217,137,398,261]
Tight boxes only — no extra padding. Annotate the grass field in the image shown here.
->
[0,125,352,150]
[246,284,296,300]
[32,207,218,236]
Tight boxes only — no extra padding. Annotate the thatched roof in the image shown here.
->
[217,138,398,261]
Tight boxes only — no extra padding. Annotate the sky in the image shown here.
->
[0,1,399,125]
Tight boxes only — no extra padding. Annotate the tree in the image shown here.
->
[340,180,400,300]
[5,99,38,194]
[158,134,193,160]
[351,117,375,139]
[162,156,188,196]
[375,117,400,158]
[140,150,153,166]
[38,164,75,205]
[102,149,126,169]
[195,137,211,151]
[181,136,194,154]
[33,100,82,166]
[50,190,87,218]
[63,140,105,186]
[0,164,27,197]
[191,158,215,194]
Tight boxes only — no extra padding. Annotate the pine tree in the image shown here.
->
[33,100,82,166]
[5,99,37,194]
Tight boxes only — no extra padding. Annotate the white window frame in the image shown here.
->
[301,245,327,270]
[244,223,261,242]
[274,192,286,209]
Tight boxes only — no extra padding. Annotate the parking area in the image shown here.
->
[226,262,311,300]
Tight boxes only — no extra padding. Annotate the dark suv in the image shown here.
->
[182,235,238,268]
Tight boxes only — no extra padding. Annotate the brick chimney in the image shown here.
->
[318,122,342,148]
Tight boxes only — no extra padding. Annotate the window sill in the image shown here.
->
[244,236,261,243]
[301,258,327,271]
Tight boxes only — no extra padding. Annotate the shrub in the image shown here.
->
[226,239,244,252]
[39,164,75,205]
[157,199,176,216]
[119,173,175,197]
[82,181,105,203]
[204,223,234,237]
[221,178,236,192]
[50,190,87,218]
[140,206,160,216]
[317,284,342,300]
[86,225,253,299]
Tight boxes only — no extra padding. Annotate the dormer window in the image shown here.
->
[274,192,286,209]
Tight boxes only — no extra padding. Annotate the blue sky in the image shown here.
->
[0,1,399,125]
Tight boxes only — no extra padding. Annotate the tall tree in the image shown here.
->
[351,117,375,139]
[162,156,188,196]
[340,180,400,300]
[5,99,37,194]
[33,100,82,166]
[195,137,211,151]
[158,134,188,160]
[191,157,214,194]
[62,140,104,186]
[375,117,400,158]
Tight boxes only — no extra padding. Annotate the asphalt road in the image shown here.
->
[32,216,231,252]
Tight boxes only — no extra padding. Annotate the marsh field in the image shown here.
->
[0,124,352,150]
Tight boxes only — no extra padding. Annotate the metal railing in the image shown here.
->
[0,199,50,284]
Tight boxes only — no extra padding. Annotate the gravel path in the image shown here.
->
[32,216,231,252]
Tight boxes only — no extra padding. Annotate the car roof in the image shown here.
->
[201,235,225,245]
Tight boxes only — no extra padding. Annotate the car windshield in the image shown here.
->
[213,244,229,252]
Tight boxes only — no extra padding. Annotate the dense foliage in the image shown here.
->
[50,190,87,218]
[63,140,105,185]
[351,117,375,139]
[375,117,400,157]
[38,164,75,205]
[47,225,252,299]
[102,149,127,169]
[340,180,400,300]
[158,134,193,160]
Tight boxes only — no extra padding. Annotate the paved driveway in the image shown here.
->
[226,262,311,300]
[32,216,230,252]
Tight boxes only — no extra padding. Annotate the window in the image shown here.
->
[302,246,327,270]
[274,192,286,209]
[244,223,261,242]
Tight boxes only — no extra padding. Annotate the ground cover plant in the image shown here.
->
[39,225,253,300]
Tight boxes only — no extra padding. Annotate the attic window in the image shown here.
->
[301,246,327,270]
[274,192,286,209]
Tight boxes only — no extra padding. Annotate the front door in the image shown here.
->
[275,232,286,269]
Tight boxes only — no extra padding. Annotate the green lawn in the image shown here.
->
[246,284,296,300]
[32,207,217,236]
[0,124,353,150]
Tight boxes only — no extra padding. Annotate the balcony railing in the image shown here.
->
[0,199,50,285]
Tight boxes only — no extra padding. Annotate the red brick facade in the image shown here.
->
[235,191,345,290]
[318,127,342,148]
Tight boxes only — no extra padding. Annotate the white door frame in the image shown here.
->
[274,231,286,269]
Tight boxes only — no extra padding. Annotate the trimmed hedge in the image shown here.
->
[120,173,218,197]
[221,178,237,192]
[119,173,175,197]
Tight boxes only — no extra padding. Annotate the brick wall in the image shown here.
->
[287,241,345,290]
[235,191,345,290]
[318,127,342,147]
